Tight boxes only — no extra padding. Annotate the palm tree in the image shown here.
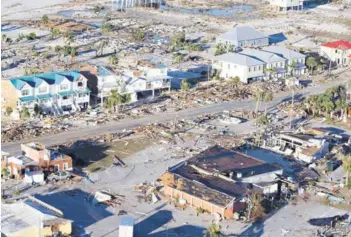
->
[263,90,273,115]
[253,87,265,117]
[100,40,108,56]
[203,224,224,237]
[106,90,121,112]
[41,15,49,25]
[106,90,131,112]
[70,47,77,64]
[306,57,317,75]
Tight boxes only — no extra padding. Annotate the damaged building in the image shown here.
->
[265,130,330,163]
[160,146,283,219]
[6,142,73,181]
[1,196,72,237]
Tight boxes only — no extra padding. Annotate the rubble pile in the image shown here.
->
[1,121,71,143]
[166,81,288,109]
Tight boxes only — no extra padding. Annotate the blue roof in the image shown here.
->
[10,76,44,89]
[57,71,82,82]
[36,93,53,100]
[10,71,83,90]
[10,79,27,90]
[37,73,67,85]
[19,96,36,102]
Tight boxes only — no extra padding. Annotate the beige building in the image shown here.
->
[320,40,351,66]
[1,196,72,237]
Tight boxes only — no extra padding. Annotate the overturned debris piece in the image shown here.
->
[92,191,112,205]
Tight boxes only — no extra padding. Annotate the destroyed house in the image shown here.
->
[268,132,329,163]
[6,142,72,179]
[161,146,283,218]
[1,196,72,237]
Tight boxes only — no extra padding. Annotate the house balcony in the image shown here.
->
[75,96,89,104]
[59,98,73,106]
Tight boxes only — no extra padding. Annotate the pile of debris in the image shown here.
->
[1,121,72,143]
[134,182,161,204]
[90,190,125,207]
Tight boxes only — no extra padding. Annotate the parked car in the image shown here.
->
[47,171,71,182]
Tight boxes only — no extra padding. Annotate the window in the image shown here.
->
[249,68,251,72]
[60,84,69,91]
[22,89,29,96]
[54,164,60,172]
[38,86,47,93]
[63,163,69,170]
[228,64,230,69]
[258,66,261,70]
[62,96,69,100]
[280,62,283,67]
[335,50,338,53]
[254,66,256,71]
[77,82,83,87]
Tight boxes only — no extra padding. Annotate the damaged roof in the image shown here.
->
[168,146,281,207]
[185,146,281,177]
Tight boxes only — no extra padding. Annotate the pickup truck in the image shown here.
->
[47,171,71,182]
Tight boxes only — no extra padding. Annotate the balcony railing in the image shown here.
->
[75,96,89,104]
[60,99,73,106]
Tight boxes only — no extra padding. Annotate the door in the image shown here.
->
[54,164,60,172]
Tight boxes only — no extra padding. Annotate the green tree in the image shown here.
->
[101,23,113,33]
[214,43,233,56]
[135,30,145,40]
[50,28,61,39]
[20,107,30,119]
[34,104,43,116]
[25,32,37,40]
[172,31,186,46]
[2,168,10,177]
[230,76,240,88]
[2,34,7,42]
[173,54,184,64]
[41,15,49,25]
[306,56,317,74]
[106,90,131,112]
[109,55,119,65]
[181,80,190,91]
[203,224,224,237]
[64,31,74,44]
[5,107,13,115]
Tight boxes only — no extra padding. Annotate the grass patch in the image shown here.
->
[62,136,153,172]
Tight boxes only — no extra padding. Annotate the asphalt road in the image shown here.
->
[2,75,349,154]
